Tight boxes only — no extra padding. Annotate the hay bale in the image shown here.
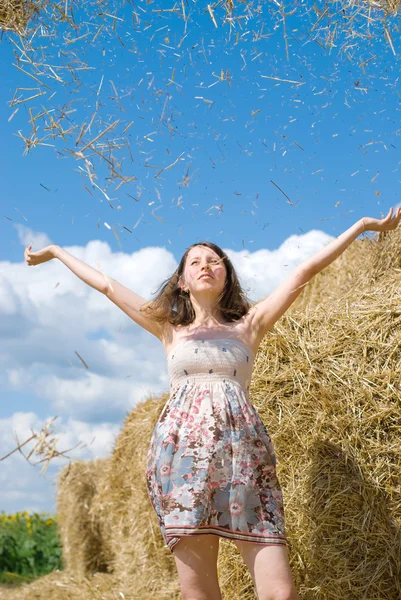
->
[91,393,182,599]
[251,294,401,599]
[0,0,43,33]
[57,459,113,578]
[292,238,373,313]
[0,571,119,600]
[294,231,400,313]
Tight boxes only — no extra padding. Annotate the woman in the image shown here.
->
[24,207,400,600]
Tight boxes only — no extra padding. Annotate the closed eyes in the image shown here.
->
[191,259,219,265]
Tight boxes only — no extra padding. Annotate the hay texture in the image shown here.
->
[1,0,400,35]
[4,231,401,600]
[56,458,113,578]
[0,0,44,33]
[91,393,183,599]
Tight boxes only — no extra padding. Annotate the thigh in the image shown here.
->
[234,541,298,600]
[172,534,221,599]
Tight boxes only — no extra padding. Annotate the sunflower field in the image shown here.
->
[0,512,63,585]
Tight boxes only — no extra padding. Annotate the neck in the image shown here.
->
[191,307,225,327]
[191,317,226,328]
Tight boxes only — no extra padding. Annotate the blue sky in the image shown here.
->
[1,1,400,514]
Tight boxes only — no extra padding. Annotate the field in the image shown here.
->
[0,512,63,587]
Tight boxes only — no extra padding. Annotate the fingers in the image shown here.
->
[384,207,393,221]
[25,245,33,265]
[383,207,400,227]
[387,206,401,229]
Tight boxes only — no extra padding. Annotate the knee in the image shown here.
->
[181,592,203,600]
[181,589,216,600]
[259,586,298,600]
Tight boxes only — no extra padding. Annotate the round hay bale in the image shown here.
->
[0,571,118,600]
[293,238,374,313]
[92,392,182,599]
[57,458,113,578]
[248,282,401,597]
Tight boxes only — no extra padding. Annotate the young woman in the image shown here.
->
[24,207,400,600]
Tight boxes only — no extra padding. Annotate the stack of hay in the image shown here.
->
[2,231,401,600]
[1,0,400,35]
[0,0,44,33]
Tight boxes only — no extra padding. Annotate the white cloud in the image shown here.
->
[15,224,53,250]
[227,229,333,301]
[0,226,335,513]
[7,368,165,422]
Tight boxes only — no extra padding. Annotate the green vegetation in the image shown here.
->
[0,512,63,585]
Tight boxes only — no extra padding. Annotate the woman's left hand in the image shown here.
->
[362,207,401,232]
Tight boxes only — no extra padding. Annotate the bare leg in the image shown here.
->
[234,541,298,600]
[172,534,222,600]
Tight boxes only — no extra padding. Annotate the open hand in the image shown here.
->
[24,245,57,266]
[363,207,401,232]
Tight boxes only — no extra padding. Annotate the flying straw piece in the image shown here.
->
[75,122,87,146]
[261,75,305,85]
[11,90,47,106]
[1,416,84,475]
[311,6,330,32]
[161,151,185,174]
[13,63,51,89]
[133,214,143,229]
[74,351,89,369]
[384,26,396,55]
[122,121,134,134]
[112,226,122,248]
[8,108,19,122]
[207,4,218,28]
[80,119,120,153]
[270,180,297,206]
[15,207,28,221]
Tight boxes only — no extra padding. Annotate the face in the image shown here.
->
[180,246,227,295]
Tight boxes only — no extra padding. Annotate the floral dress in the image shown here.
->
[145,337,287,553]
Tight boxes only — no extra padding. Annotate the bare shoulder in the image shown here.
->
[160,310,264,359]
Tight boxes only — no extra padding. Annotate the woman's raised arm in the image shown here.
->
[24,244,164,339]
[299,207,401,276]
[249,207,401,339]
[25,244,109,293]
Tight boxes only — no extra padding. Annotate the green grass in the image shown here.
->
[0,512,63,585]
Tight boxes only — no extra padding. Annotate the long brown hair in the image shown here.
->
[140,242,254,326]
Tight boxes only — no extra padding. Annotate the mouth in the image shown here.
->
[199,274,213,280]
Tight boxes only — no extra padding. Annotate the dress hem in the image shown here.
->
[165,526,287,552]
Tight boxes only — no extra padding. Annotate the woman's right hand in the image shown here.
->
[24,244,58,266]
